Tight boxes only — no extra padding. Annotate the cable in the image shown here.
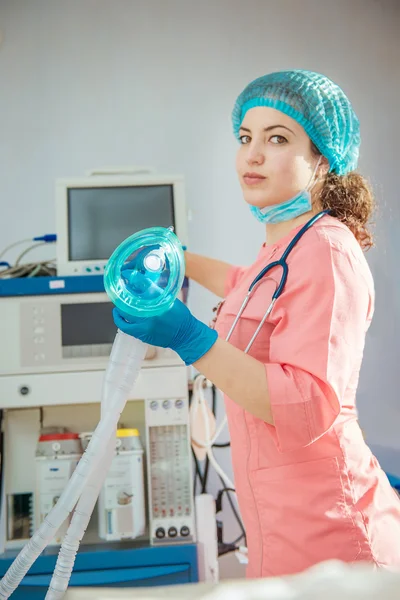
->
[190,375,234,488]
[212,383,217,415]
[192,446,205,496]
[189,379,247,555]
[0,235,57,279]
[190,387,208,495]
[15,242,49,266]
[27,264,43,278]
[201,457,210,494]
[216,479,246,546]
[0,235,56,262]
[216,486,236,500]
[210,385,246,543]
[210,384,230,449]
[189,380,247,553]
[200,383,210,494]
[0,261,56,279]
[189,384,211,495]
[201,384,226,487]
[0,239,32,261]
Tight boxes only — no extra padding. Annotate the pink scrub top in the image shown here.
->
[214,214,400,578]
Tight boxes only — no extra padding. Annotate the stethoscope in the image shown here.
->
[225,209,330,353]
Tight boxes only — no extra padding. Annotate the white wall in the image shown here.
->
[1,0,399,560]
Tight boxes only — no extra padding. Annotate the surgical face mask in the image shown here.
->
[250,156,322,224]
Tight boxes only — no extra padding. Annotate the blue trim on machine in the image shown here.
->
[0,275,105,297]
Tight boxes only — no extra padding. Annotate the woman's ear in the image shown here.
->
[319,156,330,177]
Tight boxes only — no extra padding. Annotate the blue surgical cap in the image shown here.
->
[232,70,360,175]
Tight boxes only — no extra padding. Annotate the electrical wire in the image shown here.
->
[0,261,56,279]
[216,478,246,546]
[192,446,206,496]
[189,378,247,549]
[200,385,218,492]
[0,236,57,279]
[210,387,231,448]
[217,502,246,556]
[15,242,50,266]
[190,386,209,495]
[201,455,210,494]
[190,375,235,489]
[0,235,56,264]
[190,385,210,495]
[0,239,32,261]
[211,382,246,544]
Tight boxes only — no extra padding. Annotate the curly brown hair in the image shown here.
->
[311,144,376,251]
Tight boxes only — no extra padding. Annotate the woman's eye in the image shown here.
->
[270,135,287,144]
[239,135,251,144]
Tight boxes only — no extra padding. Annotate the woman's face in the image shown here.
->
[236,106,322,209]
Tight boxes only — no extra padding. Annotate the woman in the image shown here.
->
[113,70,400,577]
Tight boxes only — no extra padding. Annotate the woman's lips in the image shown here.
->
[243,172,266,186]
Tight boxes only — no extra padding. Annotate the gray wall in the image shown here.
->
[1,0,399,557]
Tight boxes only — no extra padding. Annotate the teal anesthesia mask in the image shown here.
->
[250,155,322,224]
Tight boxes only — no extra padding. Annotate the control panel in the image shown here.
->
[145,397,195,545]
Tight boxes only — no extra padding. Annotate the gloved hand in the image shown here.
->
[112,299,218,366]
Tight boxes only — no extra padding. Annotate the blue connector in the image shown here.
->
[33,234,57,242]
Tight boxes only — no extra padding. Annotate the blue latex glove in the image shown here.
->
[112,299,218,366]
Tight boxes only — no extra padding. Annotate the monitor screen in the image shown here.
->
[61,302,115,347]
[67,185,175,261]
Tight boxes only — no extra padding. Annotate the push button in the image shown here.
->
[168,527,178,538]
[155,527,165,539]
